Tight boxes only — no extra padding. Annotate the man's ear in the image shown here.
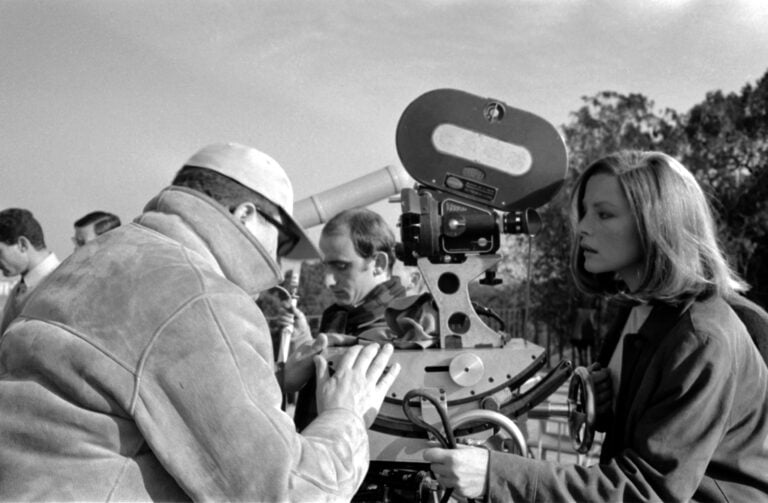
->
[16,236,31,252]
[231,202,257,225]
[373,251,389,276]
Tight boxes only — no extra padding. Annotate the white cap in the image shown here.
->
[184,142,319,260]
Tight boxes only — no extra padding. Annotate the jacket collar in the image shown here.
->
[137,186,282,296]
[22,252,60,290]
[598,299,690,366]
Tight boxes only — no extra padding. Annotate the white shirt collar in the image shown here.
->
[22,252,60,290]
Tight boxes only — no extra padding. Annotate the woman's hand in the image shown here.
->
[588,362,613,432]
[423,445,489,500]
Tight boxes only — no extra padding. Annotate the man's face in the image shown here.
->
[0,241,29,277]
[240,204,280,261]
[319,228,380,307]
[72,224,98,249]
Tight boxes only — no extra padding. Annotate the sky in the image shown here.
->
[1,0,767,262]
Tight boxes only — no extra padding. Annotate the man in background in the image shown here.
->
[293,207,406,431]
[0,208,59,333]
[72,210,121,248]
[0,143,399,501]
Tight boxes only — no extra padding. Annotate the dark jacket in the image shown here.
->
[726,294,768,367]
[293,277,405,432]
[486,295,768,502]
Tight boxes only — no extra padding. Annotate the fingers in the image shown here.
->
[423,447,450,463]
[334,344,364,372]
[365,343,393,381]
[275,313,295,330]
[591,367,612,399]
[324,332,358,347]
[314,354,329,382]
[378,361,401,390]
[313,333,328,351]
[424,447,489,499]
[336,343,397,382]
[423,449,457,488]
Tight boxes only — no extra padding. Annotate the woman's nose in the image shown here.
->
[577,214,591,236]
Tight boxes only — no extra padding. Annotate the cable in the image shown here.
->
[403,389,481,503]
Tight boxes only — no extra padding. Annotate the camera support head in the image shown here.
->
[364,90,569,465]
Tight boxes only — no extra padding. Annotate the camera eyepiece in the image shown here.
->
[502,209,541,236]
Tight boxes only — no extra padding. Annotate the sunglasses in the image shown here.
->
[254,206,300,257]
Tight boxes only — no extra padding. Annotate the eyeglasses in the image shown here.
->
[254,207,300,257]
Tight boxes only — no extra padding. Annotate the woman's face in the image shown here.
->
[578,173,644,291]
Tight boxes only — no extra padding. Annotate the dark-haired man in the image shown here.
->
[0,143,399,501]
[293,208,406,431]
[0,208,59,334]
[72,210,121,249]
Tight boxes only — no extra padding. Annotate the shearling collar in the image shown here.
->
[137,186,281,296]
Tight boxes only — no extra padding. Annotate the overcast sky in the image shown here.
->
[1,0,767,260]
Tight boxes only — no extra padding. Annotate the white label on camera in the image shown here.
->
[432,124,532,176]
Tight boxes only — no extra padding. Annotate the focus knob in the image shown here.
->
[449,353,485,387]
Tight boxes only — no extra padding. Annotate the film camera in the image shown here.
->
[351,89,597,502]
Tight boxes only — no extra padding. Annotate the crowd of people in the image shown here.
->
[0,144,766,501]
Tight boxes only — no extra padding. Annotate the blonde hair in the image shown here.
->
[570,150,747,303]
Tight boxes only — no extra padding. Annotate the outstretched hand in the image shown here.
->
[282,333,328,394]
[315,343,400,428]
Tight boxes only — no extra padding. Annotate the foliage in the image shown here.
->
[562,91,686,166]
[680,73,768,306]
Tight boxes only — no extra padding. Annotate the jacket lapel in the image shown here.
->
[600,301,688,460]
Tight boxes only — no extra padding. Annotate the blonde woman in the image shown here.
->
[424,151,768,502]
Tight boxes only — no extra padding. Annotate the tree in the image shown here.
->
[681,69,768,307]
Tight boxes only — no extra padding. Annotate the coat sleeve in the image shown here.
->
[486,325,736,502]
[130,292,369,502]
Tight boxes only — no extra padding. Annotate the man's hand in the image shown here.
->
[315,343,400,428]
[275,302,312,350]
[588,362,612,432]
[323,332,359,347]
[282,333,328,394]
[423,445,489,499]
